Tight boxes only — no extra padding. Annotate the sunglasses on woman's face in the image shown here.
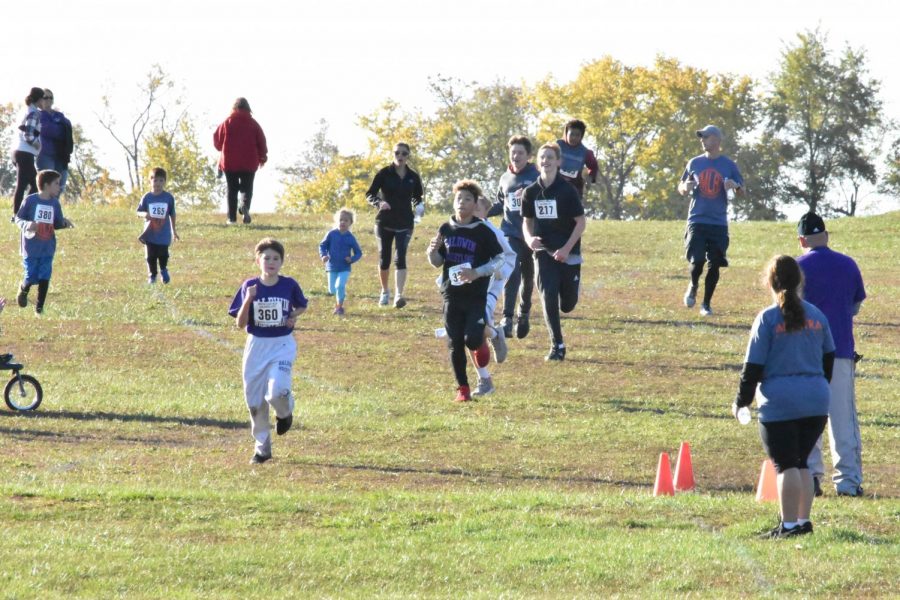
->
[394,150,409,157]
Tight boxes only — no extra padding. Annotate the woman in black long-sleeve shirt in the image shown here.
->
[366,142,423,308]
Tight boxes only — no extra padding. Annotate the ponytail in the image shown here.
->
[765,255,805,332]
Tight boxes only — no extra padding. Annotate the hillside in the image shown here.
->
[1,205,898,597]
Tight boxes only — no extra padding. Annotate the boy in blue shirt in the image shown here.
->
[229,238,308,464]
[677,125,743,316]
[15,169,74,314]
[318,208,363,315]
[137,168,180,284]
[556,119,598,200]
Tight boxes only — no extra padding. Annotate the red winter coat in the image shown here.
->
[213,109,268,172]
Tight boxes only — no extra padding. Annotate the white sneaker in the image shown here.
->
[379,290,390,306]
[489,326,508,363]
[699,304,713,316]
[472,377,494,396]
[684,284,697,308]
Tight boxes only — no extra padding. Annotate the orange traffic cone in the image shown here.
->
[755,459,778,502]
[653,452,674,496]
[674,441,695,491]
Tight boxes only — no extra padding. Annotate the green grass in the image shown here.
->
[1,204,898,598]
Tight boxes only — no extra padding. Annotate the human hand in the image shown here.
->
[527,236,544,251]
[285,315,297,329]
[64,218,75,229]
[173,232,181,241]
[345,255,352,263]
[378,202,391,212]
[26,221,38,233]
[246,284,257,300]
[457,268,479,283]
[553,248,570,262]
[429,234,443,253]
[321,255,329,263]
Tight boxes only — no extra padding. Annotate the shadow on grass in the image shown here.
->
[0,409,245,430]
[616,317,749,332]
[601,398,735,420]
[571,356,741,373]
[299,459,760,493]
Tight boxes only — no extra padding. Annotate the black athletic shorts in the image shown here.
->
[684,223,729,267]
[759,415,828,473]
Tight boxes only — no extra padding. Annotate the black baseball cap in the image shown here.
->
[798,212,827,236]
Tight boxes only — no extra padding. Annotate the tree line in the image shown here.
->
[2,29,898,219]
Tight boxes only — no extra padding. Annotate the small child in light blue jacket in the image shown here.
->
[319,208,363,315]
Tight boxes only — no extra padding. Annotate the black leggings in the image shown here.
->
[13,151,38,214]
[224,171,255,221]
[376,225,411,270]
[690,262,721,306]
[535,252,581,346]
[503,236,534,319]
[145,243,170,276]
[759,416,828,473]
[444,296,487,387]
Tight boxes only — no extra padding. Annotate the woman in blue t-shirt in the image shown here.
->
[733,255,835,539]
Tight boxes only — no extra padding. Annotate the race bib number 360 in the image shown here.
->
[253,299,283,327]
[148,203,168,218]
[535,199,558,219]
[35,204,55,224]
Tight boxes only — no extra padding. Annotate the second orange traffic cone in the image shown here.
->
[653,452,674,496]
[755,459,778,502]
[674,441,695,491]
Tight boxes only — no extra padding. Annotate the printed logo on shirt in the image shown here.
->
[775,319,824,335]
[560,168,579,179]
[535,199,558,219]
[698,168,724,199]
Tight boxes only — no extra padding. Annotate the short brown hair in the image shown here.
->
[452,179,483,201]
[233,97,252,112]
[255,238,285,260]
[150,167,167,180]
[565,119,586,134]
[37,169,61,190]
[334,207,355,225]
[508,135,533,155]
[538,142,561,160]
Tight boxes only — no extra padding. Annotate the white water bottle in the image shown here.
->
[737,406,751,425]
[725,178,736,201]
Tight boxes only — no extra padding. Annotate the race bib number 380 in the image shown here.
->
[35,204,55,224]
[253,299,283,327]
[535,199,558,219]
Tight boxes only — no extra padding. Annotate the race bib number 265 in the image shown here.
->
[148,203,168,218]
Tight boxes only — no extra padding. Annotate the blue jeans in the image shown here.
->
[327,270,351,304]
[36,155,69,194]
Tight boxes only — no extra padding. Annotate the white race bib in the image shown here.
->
[448,262,472,286]
[505,192,521,212]
[35,204,54,224]
[560,168,579,179]
[148,202,168,219]
[253,299,283,327]
[535,199,558,219]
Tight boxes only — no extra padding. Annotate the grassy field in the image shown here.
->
[1,203,898,598]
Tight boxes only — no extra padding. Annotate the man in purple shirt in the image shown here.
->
[797,213,867,497]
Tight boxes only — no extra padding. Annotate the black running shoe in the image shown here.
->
[501,316,513,339]
[759,522,802,539]
[516,313,530,339]
[16,286,27,308]
[545,345,566,361]
[813,476,823,497]
[797,521,814,535]
[250,452,272,464]
[276,414,293,436]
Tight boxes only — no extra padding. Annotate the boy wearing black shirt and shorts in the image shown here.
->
[428,180,505,402]
[522,142,587,361]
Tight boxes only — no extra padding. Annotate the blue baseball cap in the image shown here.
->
[696,125,723,139]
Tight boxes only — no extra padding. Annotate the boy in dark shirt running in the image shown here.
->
[428,180,505,402]
[522,142,587,361]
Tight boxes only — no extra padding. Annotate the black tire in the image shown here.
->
[4,374,43,411]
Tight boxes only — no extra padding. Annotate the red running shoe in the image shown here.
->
[454,386,472,402]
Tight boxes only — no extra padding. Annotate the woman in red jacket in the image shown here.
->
[213,98,268,224]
